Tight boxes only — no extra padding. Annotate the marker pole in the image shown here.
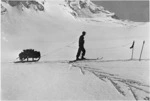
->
[130,41,135,60]
[139,41,145,61]
[131,46,134,60]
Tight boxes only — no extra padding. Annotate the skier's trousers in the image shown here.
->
[76,46,86,58]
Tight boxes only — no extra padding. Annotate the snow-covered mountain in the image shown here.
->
[1,0,149,100]
[1,0,141,25]
[65,0,116,18]
[1,0,115,17]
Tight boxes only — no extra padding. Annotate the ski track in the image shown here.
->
[71,63,150,101]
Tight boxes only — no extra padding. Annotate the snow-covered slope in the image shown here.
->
[1,0,149,100]
[2,60,149,100]
[1,0,148,62]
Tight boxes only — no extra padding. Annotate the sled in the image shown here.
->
[14,49,41,63]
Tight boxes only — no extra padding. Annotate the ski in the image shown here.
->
[69,57,103,63]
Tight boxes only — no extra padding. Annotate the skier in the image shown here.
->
[76,31,86,60]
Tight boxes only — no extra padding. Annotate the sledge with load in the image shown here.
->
[14,49,41,63]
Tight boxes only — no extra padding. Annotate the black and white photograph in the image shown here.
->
[1,0,150,100]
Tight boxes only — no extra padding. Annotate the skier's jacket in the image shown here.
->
[79,35,84,47]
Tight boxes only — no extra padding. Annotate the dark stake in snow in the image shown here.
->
[139,41,145,61]
[130,41,135,60]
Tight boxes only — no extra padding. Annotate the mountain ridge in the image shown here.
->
[1,0,119,19]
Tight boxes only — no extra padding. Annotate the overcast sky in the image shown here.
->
[92,0,149,22]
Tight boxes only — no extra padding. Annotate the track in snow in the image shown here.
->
[71,63,150,101]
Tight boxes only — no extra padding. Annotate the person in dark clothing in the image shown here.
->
[76,31,86,60]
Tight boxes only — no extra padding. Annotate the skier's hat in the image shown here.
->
[82,31,86,35]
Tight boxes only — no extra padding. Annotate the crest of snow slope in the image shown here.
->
[1,0,149,62]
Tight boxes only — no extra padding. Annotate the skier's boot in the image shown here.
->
[76,57,80,60]
[81,57,86,60]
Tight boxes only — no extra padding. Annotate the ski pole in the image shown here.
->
[131,46,134,60]
[139,41,145,61]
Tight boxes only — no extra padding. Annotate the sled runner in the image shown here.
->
[14,60,39,63]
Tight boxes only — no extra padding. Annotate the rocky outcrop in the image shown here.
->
[1,4,7,15]
[1,0,45,13]
[65,0,119,19]
[111,14,120,20]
